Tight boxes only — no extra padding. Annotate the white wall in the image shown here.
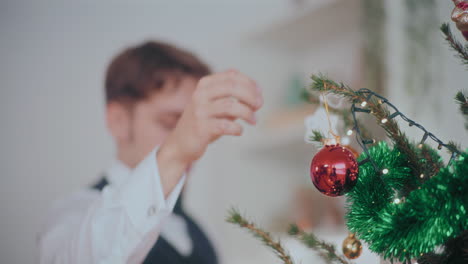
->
[386,0,468,151]
[0,1,298,263]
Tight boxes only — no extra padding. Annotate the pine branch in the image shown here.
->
[447,141,463,156]
[441,230,468,264]
[416,253,445,264]
[302,89,373,140]
[226,208,295,264]
[332,108,373,140]
[441,23,468,66]
[419,230,468,264]
[288,224,351,264]
[310,75,424,193]
[302,89,320,105]
[418,144,444,181]
[455,91,468,130]
[309,130,325,145]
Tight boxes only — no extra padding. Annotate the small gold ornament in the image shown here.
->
[451,0,468,40]
[342,233,362,259]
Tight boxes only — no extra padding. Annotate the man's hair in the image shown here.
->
[105,41,211,105]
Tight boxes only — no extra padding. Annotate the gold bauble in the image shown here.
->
[342,233,362,259]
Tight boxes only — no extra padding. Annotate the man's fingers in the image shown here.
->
[223,69,259,91]
[193,70,262,142]
[210,98,256,125]
[201,71,263,111]
[211,119,243,137]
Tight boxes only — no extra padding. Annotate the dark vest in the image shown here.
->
[92,177,218,264]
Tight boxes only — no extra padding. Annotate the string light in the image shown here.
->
[346,129,353,136]
[382,168,389,174]
[418,133,429,149]
[449,152,460,165]
[381,112,400,124]
[362,139,376,145]
[358,157,370,166]
[349,88,461,178]
[394,198,401,204]
[420,174,425,179]
[354,107,371,113]
[360,93,373,108]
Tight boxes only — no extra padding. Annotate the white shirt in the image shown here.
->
[38,147,192,264]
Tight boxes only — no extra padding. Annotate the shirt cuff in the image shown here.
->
[118,146,186,234]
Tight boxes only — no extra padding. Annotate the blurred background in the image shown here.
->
[0,0,467,263]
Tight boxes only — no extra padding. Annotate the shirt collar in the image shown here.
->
[105,159,131,186]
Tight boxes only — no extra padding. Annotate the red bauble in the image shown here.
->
[310,144,359,197]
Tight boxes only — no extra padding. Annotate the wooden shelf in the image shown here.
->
[247,104,319,156]
[243,0,361,52]
[239,0,363,155]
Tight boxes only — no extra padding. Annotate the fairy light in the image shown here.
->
[381,112,400,124]
[349,88,461,176]
[354,107,371,113]
[418,133,429,149]
[346,129,353,136]
[362,139,376,145]
[394,198,401,204]
[382,168,389,174]
[420,174,425,179]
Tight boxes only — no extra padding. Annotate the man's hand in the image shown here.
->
[157,70,263,196]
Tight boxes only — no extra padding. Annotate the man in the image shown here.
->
[38,41,263,264]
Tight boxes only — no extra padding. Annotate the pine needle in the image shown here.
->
[309,130,325,145]
[288,224,351,264]
[454,91,468,130]
[226,208,295,264]
[441,23,468,67]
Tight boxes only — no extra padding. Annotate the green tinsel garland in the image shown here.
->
[345,141,468,262]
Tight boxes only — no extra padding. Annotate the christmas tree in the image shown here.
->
[227,1,468,264]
